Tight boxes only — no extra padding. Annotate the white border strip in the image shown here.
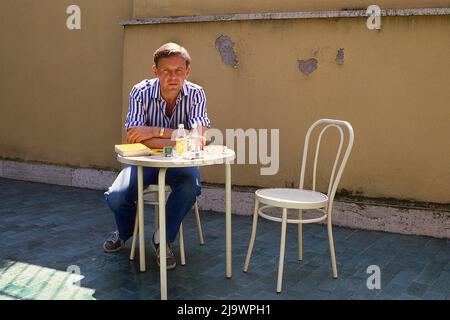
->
[120,8,450,26]
[0,159,118,190]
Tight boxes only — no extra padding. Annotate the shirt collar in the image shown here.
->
[181,81,188,97]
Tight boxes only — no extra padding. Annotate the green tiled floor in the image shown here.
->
[0,178,449,300]
[0,260,95,300]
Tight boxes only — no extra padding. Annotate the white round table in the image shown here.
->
[117,149,235,300]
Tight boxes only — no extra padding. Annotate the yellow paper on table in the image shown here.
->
[115,143,151,157]
[149,148,164,155]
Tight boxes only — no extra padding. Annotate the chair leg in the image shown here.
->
[194,201,205,245]
[179,223,186,266]
[298,209,303,261]
[277,208,288,293]
[129,210,139,261]
[327,213,338,278]
[243,200,259,272]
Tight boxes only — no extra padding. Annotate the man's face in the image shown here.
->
[153,55,191,97]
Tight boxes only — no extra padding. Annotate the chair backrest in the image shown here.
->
[299,119,354,205]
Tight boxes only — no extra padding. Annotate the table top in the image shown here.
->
[117,148,235,168]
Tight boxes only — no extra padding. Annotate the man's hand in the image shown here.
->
[126,126,156,144]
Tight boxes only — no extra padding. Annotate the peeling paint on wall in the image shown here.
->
[215,35,238,67]
[336,48,345,65]
[298,58,318,75]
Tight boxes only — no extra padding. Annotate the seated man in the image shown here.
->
[103,43,210,270]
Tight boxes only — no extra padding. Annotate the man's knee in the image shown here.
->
[105,167,137,211]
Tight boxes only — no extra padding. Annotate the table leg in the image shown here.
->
[225,163,232,279]
[137,166,145,272]
[158,168,168,300]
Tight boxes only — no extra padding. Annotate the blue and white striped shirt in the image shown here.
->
[125,78,211,130]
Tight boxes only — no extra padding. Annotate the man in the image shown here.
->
[103,43,210,270]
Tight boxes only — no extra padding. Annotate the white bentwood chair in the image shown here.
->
[129,185,205,266]
[243,119,354,292]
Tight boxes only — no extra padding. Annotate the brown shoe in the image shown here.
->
[151,233,177,270]
[103,231,124,253]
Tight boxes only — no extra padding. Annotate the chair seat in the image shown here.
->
[255,188,328,209]
[144,185,172,193]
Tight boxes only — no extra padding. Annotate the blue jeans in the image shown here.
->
[105,165,201,243]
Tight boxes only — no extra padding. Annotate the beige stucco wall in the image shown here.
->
[133,0,450,18]
[122,13,450,203]
[0,0,133,170]
[0,1,448,204]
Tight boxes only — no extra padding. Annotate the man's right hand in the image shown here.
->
[126,126,157,144]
